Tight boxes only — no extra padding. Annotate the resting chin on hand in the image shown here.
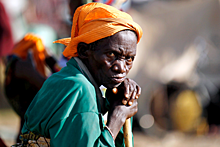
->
[105,78,140,140]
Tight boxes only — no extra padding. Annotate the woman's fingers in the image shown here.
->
[110,78,141,107]
[121,78,141,106]
[135,85,141,99]
[127,86,137,106]
[123,80,130,99]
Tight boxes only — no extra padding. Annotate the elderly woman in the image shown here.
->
[20,3,142,147]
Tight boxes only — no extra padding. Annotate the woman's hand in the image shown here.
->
[106,97,138,140]
[106,78,141,106]
[105,78,141,139]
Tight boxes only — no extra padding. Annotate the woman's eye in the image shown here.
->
[108,52,115,57]
[126,56,134,62]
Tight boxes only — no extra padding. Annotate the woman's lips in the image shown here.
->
[110,77,125,83]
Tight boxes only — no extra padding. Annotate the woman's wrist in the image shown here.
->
[105,125,115,140]
[106,109,127,140]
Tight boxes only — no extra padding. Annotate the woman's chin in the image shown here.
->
[104,82,122,89]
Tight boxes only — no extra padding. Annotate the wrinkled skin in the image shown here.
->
[78,30,141,139]
[83,31,137,88]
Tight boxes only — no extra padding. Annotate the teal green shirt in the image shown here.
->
[22,58,130,147]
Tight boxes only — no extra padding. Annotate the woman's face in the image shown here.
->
[86,30,137,89]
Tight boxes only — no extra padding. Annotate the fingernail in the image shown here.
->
[128,101,133,106]
[135,95,139,99]
[122,100,127,105]
[125,94,129,98]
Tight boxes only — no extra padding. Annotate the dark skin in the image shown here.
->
[77,30,141,140]
[68,0,141,105]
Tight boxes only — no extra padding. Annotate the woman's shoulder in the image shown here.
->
[45,69,94,92]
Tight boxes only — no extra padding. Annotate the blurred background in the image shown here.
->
[1,0,220,146]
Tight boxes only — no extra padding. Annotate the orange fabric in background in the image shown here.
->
[53,2,142,57]
[11,33,46,77]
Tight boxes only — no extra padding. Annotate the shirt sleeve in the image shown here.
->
[49,112,115,147]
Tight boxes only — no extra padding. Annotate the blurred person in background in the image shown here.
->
[4,33,61,143]
[2,0,74,145]
[150,81,207,134]
[2,0,63,144]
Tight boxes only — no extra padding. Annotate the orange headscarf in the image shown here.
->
[53,2,142,57]
[11,33,46,77]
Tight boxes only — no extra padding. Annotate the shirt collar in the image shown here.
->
[73,57,108,114]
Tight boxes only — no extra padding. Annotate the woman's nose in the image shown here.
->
[112,60,126,73]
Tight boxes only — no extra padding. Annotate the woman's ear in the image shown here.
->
[77,42,90,59]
